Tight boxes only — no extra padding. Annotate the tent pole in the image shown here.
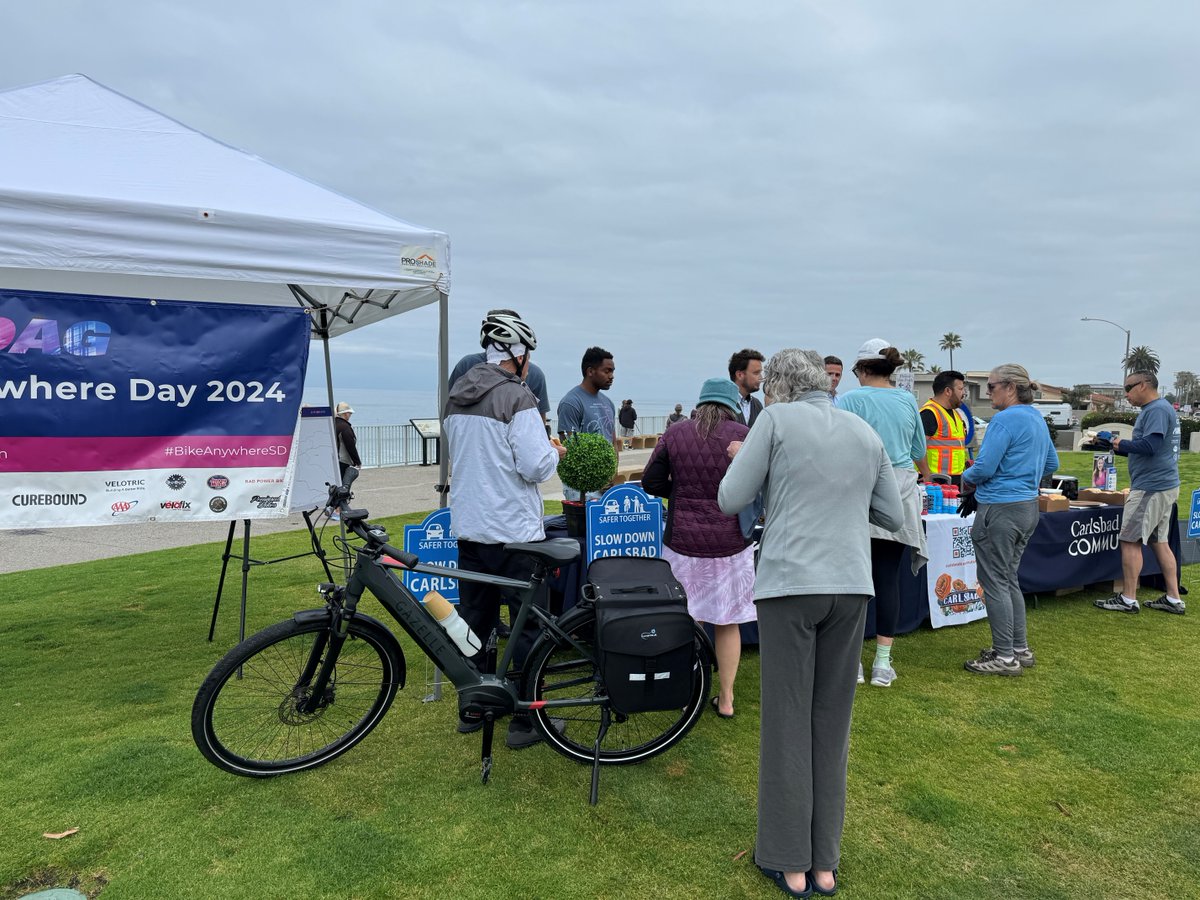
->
[321,317,335,411]
[437,289,450,510]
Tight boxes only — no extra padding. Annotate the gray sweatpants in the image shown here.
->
[972,499,1039,656]
[755,594,868,874]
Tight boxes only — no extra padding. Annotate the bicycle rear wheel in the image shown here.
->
[192,616,402,776]
[522,608,710,765]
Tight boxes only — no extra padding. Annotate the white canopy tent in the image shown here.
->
[0,73,452,492]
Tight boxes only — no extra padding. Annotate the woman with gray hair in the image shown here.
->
[960,363,1058,676]
[719,348,904,898]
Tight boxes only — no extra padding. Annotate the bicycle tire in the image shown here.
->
[522,607,710,765]
[192,615,402,777]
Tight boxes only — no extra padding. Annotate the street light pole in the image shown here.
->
[1080,316,1132,381]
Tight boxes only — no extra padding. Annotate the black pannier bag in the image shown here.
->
[584,556,697,715]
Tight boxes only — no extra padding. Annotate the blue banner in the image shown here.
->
[0,288,310,526]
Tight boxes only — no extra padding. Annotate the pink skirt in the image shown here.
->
[661,544,757,626]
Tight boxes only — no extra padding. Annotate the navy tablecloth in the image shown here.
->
[544,506,1183,642]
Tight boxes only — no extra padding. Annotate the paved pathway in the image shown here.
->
[0,448,655,574]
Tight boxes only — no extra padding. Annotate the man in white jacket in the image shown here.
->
[443,311,565,748]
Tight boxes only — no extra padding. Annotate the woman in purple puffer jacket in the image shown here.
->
[642,377,756,718]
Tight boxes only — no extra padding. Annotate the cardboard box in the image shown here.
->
[1077,488,1128,506]
[1038,493,1070,512]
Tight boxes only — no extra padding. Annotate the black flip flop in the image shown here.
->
[710,696,734,719]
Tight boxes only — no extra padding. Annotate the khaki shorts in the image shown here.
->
[1119,487,1179,544]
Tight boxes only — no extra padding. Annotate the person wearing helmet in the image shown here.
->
[449,309,551,432]
[443,310,567,749]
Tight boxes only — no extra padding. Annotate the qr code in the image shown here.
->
[951,525,974,559]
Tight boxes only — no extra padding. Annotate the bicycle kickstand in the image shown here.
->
[480,713,495,785]
[589,705,612,806]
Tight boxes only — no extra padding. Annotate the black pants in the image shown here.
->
[455,539,548,673]
[870,538,906,639]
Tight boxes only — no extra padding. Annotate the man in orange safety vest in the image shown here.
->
[920,370,967,485]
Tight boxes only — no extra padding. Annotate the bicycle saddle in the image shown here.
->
[504,538,581,566]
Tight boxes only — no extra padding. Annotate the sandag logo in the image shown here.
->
[166,474,186,491]
[209,497,228,513]
[207,474,230,490]
[111,500,139,516]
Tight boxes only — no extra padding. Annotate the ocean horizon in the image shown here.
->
[303,386,692,428]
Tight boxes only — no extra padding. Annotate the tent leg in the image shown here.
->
[208,520,238,641]
[437,289,450,509]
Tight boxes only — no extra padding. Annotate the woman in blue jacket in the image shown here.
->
[961,363,1058,676]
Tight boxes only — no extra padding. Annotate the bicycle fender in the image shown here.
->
[290,609,407,689]
[693,622,718,672]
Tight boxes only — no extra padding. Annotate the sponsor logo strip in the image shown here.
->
[0,436,293,472]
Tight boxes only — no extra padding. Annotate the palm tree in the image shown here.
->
[1175,370,1198,406]
[939,332,963,370]
[901,348,925,372]
[930,364,943,375]
[1122,345,1160,376]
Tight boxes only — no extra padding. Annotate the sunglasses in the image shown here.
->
[1123,380,1144,392]
[986,381,1009,392]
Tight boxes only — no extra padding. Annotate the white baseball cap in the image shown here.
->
[855,338,891,361]
[336,402,354,414]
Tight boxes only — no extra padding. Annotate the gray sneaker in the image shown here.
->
[964,648,1022,677]
[987,646,1036,668]
[870,665,896,687]
[1145,595,1186,615]
[1094,593,1139,613]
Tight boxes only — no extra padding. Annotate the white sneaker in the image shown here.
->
[870,666,897,687]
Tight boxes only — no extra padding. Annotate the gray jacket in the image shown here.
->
[444,363,559,544]
[717,391,904,599]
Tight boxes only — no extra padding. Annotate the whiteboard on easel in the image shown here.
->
[289,407,339,512]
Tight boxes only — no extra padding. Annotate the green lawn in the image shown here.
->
[2,508,1198,899]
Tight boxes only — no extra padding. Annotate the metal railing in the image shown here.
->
[355,415,675,469]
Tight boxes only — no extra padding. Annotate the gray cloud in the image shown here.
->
[4,1,1199,410]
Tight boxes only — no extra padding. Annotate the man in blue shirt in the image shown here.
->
[556,346,618,457]
[1094,371,1185,614]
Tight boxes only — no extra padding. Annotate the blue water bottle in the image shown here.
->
[931,484,944,514]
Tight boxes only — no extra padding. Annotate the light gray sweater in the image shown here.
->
[717,391,904,599]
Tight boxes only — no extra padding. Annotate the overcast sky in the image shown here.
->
[4,2,1198,410]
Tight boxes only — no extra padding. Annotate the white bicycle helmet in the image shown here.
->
[479,309,538,351]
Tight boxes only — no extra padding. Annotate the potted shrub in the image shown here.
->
[556,432,618,537]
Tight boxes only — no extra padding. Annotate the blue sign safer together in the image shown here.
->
[586,483,664,565]
[1189,488,1200,539]
[402,507,459,602]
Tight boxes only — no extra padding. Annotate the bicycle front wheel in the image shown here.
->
[523,607,710,765]
[192,616,402,777]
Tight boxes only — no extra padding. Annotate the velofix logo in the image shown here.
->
[111,500,139,516]
[159,500,192,510]
[166,474,186,490]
